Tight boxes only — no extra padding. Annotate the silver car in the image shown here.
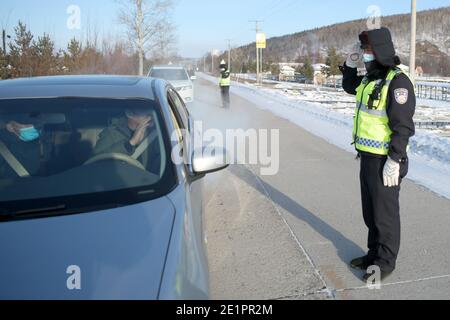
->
[148,66,195,104]
[0,76,228,300]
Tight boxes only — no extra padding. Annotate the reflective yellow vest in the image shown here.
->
[219,70,231,86]
[353,68,403,155]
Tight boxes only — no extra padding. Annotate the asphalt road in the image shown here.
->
[189,77,450,300]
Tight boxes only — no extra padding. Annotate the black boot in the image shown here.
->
[350,255,372,270]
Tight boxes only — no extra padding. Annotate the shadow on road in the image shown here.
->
[228,165,365,280]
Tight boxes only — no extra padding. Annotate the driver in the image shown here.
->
[93,108,156,168]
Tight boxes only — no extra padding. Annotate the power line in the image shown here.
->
[227,0,280,47]
[260,0,286,20]
[262,0,299,21]
[249,20,264,33]
[258,0,284,18]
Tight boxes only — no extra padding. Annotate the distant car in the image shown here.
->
[187,69,197,81]
[148,66,195,104]
[294,75,307,83]
[0,75,229,300]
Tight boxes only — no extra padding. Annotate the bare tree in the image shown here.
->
[151,18,177,64]
[117,0,175,76]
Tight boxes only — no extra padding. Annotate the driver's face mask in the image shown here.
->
[19,126,40,142]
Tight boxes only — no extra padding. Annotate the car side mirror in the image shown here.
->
[190,76,197,81]
[192,147,229,176]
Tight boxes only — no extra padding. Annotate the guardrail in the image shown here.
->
[415,121,450,129]
[233,73,450,102]
[415,83,450,102]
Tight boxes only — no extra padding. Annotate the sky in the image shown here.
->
[1,0,449,57]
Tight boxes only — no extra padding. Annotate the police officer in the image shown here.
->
[219,60,231,108]
[340,27,416,282]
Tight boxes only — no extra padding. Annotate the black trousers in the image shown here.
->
[220,86,230,107]
[359,155,408,273]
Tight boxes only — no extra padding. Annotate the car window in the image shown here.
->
[168,103,183,145]
[0,98,177,220]
[168,89,189,130]
[167,89,193,163]
[150,68,189,81]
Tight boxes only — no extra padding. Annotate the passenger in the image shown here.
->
[0,120,41,178]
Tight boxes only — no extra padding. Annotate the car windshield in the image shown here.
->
[150,68,189,81]
[0,98,176,219]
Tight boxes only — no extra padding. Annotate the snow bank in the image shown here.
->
[199,73,450,200]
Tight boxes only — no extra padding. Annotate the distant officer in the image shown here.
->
[219,60,231,108]
[340,27,416,282]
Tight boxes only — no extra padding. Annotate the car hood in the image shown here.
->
[169,80,192,88]
[0,196,175,300]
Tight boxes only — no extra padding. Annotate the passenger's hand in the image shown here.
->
[130,118,151,146]
[346,43,363,68]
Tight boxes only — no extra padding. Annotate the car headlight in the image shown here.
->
[177,86,193,92]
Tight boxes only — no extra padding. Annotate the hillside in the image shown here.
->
[231,7,450,76]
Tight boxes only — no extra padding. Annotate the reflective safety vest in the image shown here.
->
[219,70,231,86]
[353,68,403,156]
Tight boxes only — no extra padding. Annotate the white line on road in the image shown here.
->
[335,274,450,293]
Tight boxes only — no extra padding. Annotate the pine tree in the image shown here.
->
[241,62,248,74]
[63,38,82,73]
[0,50,9,79]
[33,33,57,76]
[324,47,342,88]
[8,21,35,77]
[300,56,314,80]
[270,63,280,77]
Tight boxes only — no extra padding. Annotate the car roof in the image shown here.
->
[150,65,186,70]
[0,75,159,100]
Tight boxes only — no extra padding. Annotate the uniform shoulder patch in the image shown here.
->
[394,88,409,105]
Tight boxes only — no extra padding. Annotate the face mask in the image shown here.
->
[19,126,40,142]
[362,53,376,63]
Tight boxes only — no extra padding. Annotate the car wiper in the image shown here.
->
[136,188,156,196]
[0,204,67,220]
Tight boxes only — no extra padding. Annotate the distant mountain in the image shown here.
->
[231,7,450,76]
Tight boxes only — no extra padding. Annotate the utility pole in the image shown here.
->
[260,45,263,82]
[409,0,417,85]
[250,20,263,85]
[226,38,232,72]
[2,29,6,55]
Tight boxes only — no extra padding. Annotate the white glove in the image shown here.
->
[346,43,363,68]
[383,157,401,187]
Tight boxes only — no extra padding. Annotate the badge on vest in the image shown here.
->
[394,88,409,105]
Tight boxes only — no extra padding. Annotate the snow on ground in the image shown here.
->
[199,73,450,200]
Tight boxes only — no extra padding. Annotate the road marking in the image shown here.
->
[334,274,450,293]
[245,164,334,299]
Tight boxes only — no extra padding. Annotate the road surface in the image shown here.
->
[189,77,450,300]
